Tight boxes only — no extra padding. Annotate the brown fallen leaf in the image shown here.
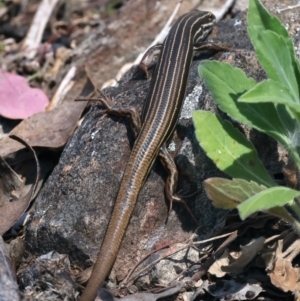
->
[223,213,275,236]
[208,249,229,277]
[192,231,238,282]
[296,290,300,301]
[221,237,265,274]
[0,101,86,157]
[0,136,40,235]
[261,237,300,293]
[0,156,23,206]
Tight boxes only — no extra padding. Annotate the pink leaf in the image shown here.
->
[0,70,49,119]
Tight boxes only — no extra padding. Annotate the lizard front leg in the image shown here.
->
[77,90,142,138]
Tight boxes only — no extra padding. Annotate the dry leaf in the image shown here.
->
[0,156,23,206]
[223,213,274,236]
[261,238,300,293]
[221,237,265,274]
[0,136,39,235]
[271,256,298,292]
[208,249,229,277]
[0,102,86,157]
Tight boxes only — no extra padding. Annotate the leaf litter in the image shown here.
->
[0,135,40,236]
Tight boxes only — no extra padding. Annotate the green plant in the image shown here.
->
[192,0,300,230]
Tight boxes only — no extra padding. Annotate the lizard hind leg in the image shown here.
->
[76,266,93,285]
[159,145,199,226]
[133,44,162,79]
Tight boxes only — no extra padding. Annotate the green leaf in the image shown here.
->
[192,110,275,187]
[249,30,299,101]
[239,79,300,112]
[238,187,300,219]
[199,61,295,148]
[248,0,300,96]
[248,0,292,39]
[239,79,300,165]
[204,178,267,209]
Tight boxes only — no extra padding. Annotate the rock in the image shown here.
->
[0,237,23,301]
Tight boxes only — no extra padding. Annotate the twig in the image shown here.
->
[133,0,182,65]
[166,253,209,286]
[192,232,235,246]
[21,0,60,59]
[277,4,300,13]
[101,0,183,88]
[121,241,181,285]
[124,231,235,286]
[264,230,289,244]
[191,231,238,282]
[47,66,77,110]
[195,0,235,22]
